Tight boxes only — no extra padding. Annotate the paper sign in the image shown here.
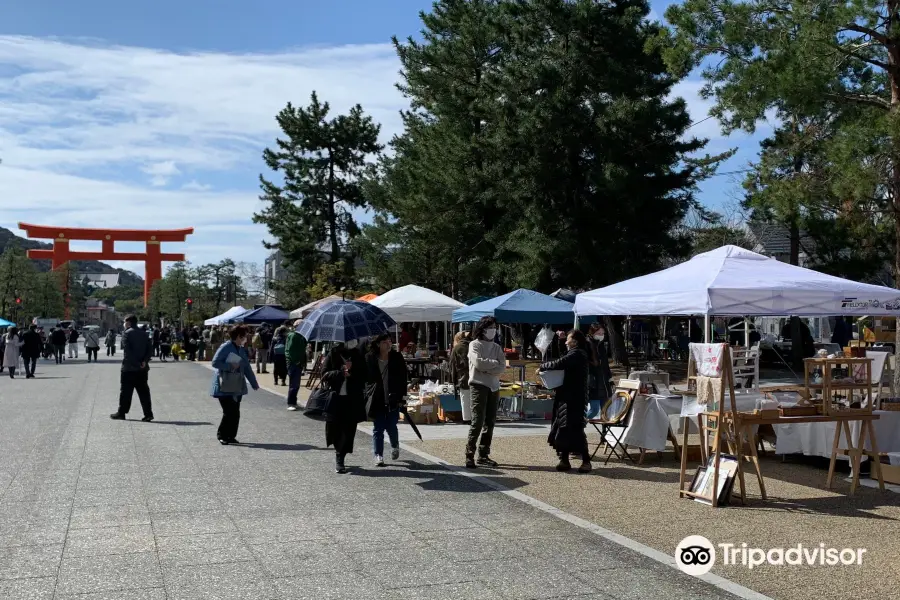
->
[690,343,724,377]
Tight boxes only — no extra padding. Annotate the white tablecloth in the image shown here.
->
[617,393,763,452]
[774,410,900,458]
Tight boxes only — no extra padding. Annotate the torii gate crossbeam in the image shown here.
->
[18,223,194,307]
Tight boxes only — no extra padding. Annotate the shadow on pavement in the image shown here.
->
[240,442,327,452]
[150,420,213,426]
[350,460,529,492]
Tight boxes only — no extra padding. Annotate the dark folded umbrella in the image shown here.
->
[399,405,423,440]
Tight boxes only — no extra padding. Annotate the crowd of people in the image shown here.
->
[4,312,615,479]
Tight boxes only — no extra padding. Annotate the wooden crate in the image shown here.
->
[876,462,900,485]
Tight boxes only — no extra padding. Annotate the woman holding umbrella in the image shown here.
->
[321,339,367,473]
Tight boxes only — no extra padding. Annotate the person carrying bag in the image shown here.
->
[210,326,259,445]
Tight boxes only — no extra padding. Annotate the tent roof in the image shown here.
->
[357,294,378,302]
[290,295,342,319]
[452,288,576,323]
[575,245,900,317]
[232,305,290,324]
[369,284,464,322]
[0,318,14,327]
[204,306,247,326]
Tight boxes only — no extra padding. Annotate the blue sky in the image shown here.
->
[0,0,763,278]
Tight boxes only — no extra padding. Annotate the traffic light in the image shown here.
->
[185,298,193,311]
[15,297,21,306]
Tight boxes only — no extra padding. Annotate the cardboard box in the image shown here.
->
[876,462,900,485]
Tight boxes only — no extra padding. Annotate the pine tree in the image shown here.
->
[255,92,383,294]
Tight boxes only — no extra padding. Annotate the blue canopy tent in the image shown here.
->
[452,289,577,324]
[231,305,290,325]
[0,317,14,328]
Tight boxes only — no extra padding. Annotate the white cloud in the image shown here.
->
[181,180,211,192]
[0,34,759,281]
[142,160,180,186]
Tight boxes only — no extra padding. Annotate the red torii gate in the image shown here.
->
[18,223,194,307]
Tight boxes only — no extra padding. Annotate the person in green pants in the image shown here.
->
[465,316,506,469]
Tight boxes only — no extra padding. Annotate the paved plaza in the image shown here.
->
[0,357,750,600]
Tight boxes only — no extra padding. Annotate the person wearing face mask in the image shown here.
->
[541,329,592,473]
[465,316,506,469]
[586,323,613,419]
[365,334,408,466]
[321,339,367,473]
[209,325,260,445]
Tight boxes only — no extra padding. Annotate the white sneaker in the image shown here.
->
[390,447,400,461]
[287,406,298,411]
[375,454,385,467]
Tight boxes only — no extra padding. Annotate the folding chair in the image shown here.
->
[589,379,640,464]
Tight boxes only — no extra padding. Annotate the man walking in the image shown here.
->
[285,320,308,411]
[253,325,270,374]
[84,328,101,362]
[21,324,42,379]
[152,326,161,358]
[51,327,67,363]
[105,329,117,356]
[67,327,79,358]
[110,315,154,422]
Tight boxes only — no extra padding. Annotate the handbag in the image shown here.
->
[304,385,337,420]
[218,370,245,395]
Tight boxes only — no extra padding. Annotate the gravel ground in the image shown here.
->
[407,430,900,600]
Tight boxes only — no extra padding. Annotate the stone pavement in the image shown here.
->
[0,357,747,600]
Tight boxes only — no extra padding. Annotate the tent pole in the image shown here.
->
[744,317,750,347]
[704,314,710,343]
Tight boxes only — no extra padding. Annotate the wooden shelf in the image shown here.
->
[806,382,871,390]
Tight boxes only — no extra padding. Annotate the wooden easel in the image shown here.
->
[679,344,766,507]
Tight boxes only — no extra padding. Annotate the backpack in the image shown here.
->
[273,338,286,355]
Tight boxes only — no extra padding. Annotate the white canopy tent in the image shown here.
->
[575,245,900,318]
[204,306,247,326]
[289,294,342,319]
[369,285,464,322]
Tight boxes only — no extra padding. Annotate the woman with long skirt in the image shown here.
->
[269,325,289,386]
[321,340,366,473]
[210,326,259,445]
[541,329,592,473]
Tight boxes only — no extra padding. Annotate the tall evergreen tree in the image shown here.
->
[255,92,383,295]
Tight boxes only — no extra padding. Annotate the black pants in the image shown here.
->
[107,345,115,356]
[55,344,65,364]
[273,354,287,383]
[118,370,153,418]
[24,356,37,377]
[466,383,500,459]
[86,348,98,362]
[153,343,160,357]
[287,364,303,406]
[217,395,241,441]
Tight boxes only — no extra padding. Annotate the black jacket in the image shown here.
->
[21,330,42,358]
[588,339,613,401]
[321,347,367,424]
[541,348,590,453]
[449,341,470,390]
[51,329,67,345]
[121,326,152,372]
[365,350,408,418]
[67,330,79,343]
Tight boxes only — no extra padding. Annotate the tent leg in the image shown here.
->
[744,317,750,347]
[704,314,710,343]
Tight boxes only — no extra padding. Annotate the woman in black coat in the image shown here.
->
[541,329,592,473]
[365,334,408,466]
[586,323,613,419]
[321,341,367,473]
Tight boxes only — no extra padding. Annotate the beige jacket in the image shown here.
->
[467,339,506,392]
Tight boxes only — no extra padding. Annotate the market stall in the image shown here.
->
[453,289,577,418]
[575,245,900,500]
[231,305,290,325]
[289,294,342,319]
[204,306,247,326]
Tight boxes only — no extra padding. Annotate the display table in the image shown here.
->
[618,392,762,453]
[738,413,886,496]
[775,409,900,457]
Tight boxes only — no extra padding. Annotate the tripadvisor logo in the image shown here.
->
[675,536,867,575]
